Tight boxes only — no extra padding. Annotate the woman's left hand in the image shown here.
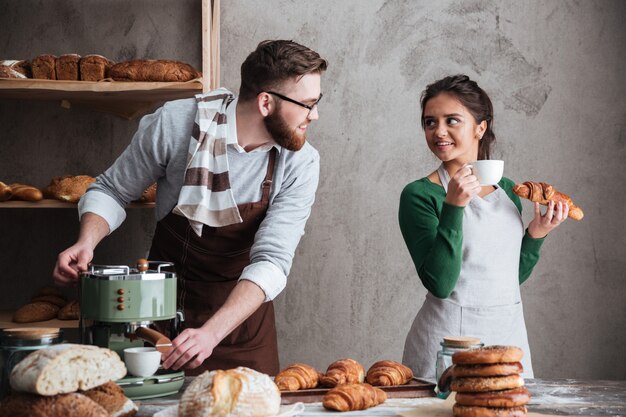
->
[527,200,569,239]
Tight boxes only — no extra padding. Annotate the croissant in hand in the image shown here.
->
[320,358,365,387]
[322,383,387,412]
[513,181,584,220]
[366,360,413,386]
[274,363,321,391]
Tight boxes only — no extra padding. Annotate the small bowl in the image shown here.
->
[123,347,162,377]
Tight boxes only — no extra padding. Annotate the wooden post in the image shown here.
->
[202,0,220,93]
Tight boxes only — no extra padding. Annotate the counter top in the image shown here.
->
[135,378,626,416]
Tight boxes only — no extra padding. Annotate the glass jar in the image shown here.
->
[0,328,63,399]
[435,336,483,399]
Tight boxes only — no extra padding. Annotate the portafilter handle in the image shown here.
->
[132,327,173,354]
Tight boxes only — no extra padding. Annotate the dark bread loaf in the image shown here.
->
[83,381,138,417]
[0,392,108,417]
[13,301,60,323]
[32,54,57,79]
[0,60,32,77]
[109,59,200,82]
[56,54,81,80]
[31,295,67,308]
[80,55,114,81]
[57,300,80,320]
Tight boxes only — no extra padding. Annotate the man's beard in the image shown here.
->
[263,107,306,151]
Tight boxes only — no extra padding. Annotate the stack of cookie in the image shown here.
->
[449,345,531,417]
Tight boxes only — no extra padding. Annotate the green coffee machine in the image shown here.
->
[80,259,185,399]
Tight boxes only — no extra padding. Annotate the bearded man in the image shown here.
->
[53,40,327,375]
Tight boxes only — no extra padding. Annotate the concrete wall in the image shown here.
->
[1,0,624,380]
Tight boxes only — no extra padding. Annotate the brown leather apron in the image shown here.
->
[148,148,279,376]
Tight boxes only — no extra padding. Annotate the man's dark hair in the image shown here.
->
[239,40,328,101]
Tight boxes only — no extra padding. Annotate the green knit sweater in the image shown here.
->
[398,176,545,299]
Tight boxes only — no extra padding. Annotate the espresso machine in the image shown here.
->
[80,259,185,399]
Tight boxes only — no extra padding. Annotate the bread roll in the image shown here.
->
[179,367,280,417]
[56,54,81,80]
[8,183,43,201]
[80,55,113,81]
[109,59,201,82]
[0,181,12,201]
[10,344,127,395]
[0,392,108,417]
[83,381,138,417]
[32,54,57,79]
[57,300,80,320]
[320,358,365,387]
[13,301,59,323]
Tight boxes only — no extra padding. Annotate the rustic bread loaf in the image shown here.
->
[57,300,80,320]
[32,54,57,79]
[0,392,109,417]
[179,366,280,417]
[44,175,96,203]
[80,55,114,81]
[13,301,59,323]
[83,381,138,417]
[0,65,27,79]
[56,54,81,80]
[109,59,200,82]
[10,344,127,395]
[0,60,32,77]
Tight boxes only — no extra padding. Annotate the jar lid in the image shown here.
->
[2,327,61,340]
[443,336,481,347]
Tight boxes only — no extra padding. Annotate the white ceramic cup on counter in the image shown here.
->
[470,160,504,186]
[123,347,162,377]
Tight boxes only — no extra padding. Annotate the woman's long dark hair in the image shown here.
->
[420,74,495,160]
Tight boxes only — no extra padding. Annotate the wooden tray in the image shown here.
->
[280,378,436,404]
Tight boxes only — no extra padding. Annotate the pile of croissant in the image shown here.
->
[275,358,413,412]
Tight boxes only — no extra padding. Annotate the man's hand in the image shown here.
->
[161,327,220,370]
[52,243,93,286]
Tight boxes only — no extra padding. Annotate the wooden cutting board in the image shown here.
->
[280,378,436,404]
[0,310,80,329]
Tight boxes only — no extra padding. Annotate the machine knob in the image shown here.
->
[117,289,125,295]
[117,304,125,311]
[117,297,124,303]
[137,258,149,272]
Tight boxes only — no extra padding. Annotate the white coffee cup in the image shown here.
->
[124,347,162,377]
[470,160,504,186]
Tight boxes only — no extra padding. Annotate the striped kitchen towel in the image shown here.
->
[173,88,242,236]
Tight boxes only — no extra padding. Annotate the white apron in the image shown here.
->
[402,165,534,380]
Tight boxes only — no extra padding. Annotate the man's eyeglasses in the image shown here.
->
[266,91,323,116]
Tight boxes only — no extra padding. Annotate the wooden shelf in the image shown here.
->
[0,78,204,119]
[0,199,155,209]
[0,310,80,329]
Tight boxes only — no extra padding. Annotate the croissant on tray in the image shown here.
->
[320,358,365,387]
[322,383,387,412]
[366,360,413,386]
[274,363,321,391]
[512,181,584,220]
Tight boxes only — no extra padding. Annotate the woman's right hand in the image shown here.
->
[445,165,481,207]
[52,242,93,287]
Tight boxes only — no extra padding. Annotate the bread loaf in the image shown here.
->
[179,367,280,417]
[0,392,109,417]
[31,294,67,307]
[80,55,113,81]
[0,60,32,77]
[83,381,138,417]
[0,65,27,79]
[57,300,80,320]
[56,54,81,80]
[44,175,96,203]
[8,183,43,201]
[0,181,12,201]
[32,54,57,79]
[109,59,201,82]
[13,301,60,323]
[10,344,127,395]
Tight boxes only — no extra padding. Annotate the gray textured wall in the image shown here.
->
[1,0,624,380]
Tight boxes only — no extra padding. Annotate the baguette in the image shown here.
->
[8,183,43,201]
[10,344,127,395]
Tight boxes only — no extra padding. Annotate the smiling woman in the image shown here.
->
[399,74,570,381]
